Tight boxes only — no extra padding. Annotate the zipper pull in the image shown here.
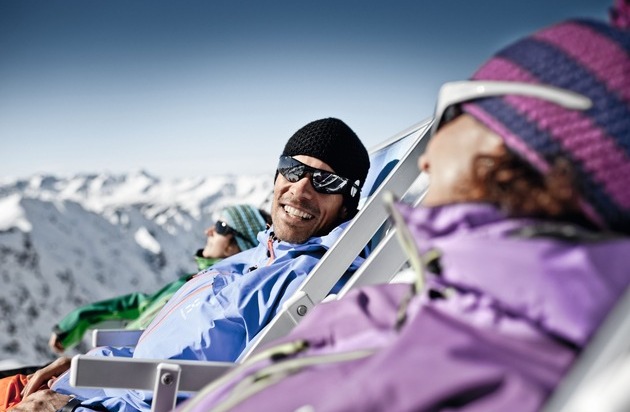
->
[266,234,276,262]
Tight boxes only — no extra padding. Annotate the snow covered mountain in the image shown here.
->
[0,170,273,366]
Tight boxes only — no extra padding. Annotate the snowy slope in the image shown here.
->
[0,171,272,365]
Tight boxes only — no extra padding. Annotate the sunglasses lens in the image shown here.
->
[215,221,231,236]
[277,157,303,183]
[282,167,304,183]
[311,171,348,193]
[435,104,463,133]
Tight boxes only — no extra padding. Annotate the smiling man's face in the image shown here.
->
[271,155,346,244]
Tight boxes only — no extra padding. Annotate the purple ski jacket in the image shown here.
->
[179,203,630,412]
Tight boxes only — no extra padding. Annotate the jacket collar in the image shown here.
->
[397,202,517,241]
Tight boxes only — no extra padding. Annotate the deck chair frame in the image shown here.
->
[70,119,432,412]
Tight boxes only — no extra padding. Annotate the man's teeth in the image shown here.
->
[284,205,313,219]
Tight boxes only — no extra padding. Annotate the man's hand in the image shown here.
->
[21,357,71,398]
[48,333,65,354]
[10,390,71,412]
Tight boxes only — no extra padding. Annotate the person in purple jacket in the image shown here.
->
[175,2,630,412]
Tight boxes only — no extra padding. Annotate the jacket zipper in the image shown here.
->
[266,234,276,266]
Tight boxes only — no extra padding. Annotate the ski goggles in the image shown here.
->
[214,220,247,241]
[277,155,359,198]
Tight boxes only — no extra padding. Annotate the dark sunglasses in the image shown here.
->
[214,220,247,241]
[277,156,359,198]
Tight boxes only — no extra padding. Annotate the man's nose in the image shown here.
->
[205,226,214,236]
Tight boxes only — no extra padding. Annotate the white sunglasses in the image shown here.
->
[430,80,593,136]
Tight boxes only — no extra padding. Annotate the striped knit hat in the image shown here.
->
[220,205,269,251]
[462,1,630,233]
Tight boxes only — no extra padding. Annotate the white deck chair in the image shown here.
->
[70,119,433,412]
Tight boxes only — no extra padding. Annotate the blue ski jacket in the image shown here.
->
[53,221,364,412]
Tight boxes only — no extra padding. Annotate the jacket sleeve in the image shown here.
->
[124,274,194,330]
[53,292,153,350]
[55,274,197,350]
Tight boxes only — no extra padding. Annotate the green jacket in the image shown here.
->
[53,251,219,350]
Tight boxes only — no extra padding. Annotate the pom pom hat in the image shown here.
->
[459,2,630,233]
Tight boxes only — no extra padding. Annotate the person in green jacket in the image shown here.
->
[48,204,271,354]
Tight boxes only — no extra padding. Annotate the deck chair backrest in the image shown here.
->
[71,119,433,412]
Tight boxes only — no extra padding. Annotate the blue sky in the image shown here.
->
[0,0,608,179]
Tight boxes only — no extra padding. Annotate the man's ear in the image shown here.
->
[340,206,349,220]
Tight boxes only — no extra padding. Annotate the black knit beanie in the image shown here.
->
[279,118,370,218]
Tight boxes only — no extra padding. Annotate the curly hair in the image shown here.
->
[465,150,594,228]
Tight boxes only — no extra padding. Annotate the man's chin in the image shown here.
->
[274,222,312,244]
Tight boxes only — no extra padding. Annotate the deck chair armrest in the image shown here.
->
[70,354,233,392]
[92,329,145,347]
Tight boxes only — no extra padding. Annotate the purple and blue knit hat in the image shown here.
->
[462,0,630,233]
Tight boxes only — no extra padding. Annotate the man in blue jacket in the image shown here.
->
[14,117,370,412]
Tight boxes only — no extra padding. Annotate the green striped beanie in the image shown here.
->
[221,205,269,251]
